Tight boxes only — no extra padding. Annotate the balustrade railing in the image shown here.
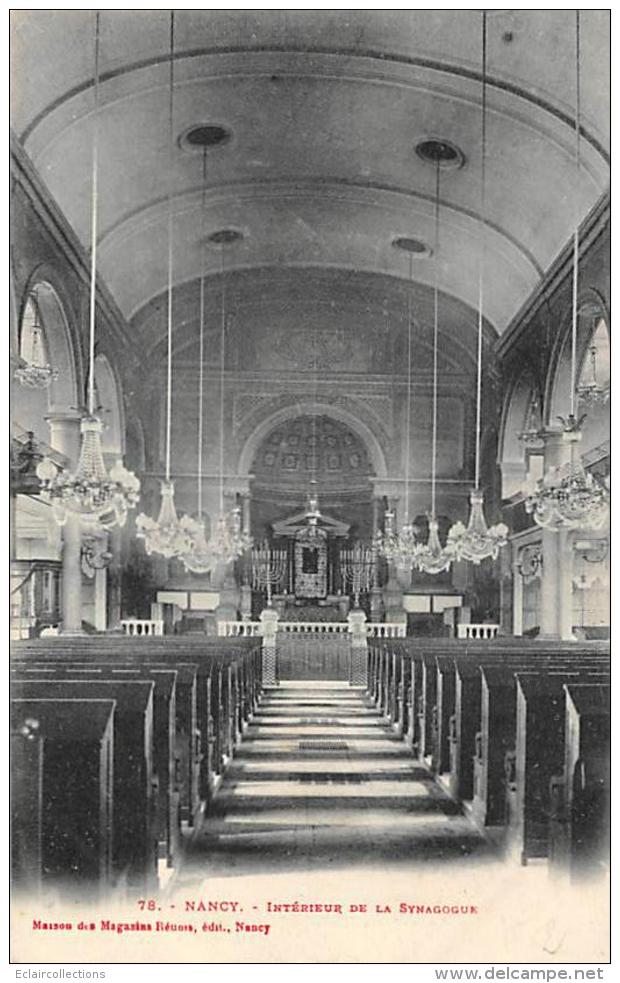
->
[218,621,262,637]
[218,619,405,638]
[121,618,164,637]
[457,623,499,640]
[366,623,406,638]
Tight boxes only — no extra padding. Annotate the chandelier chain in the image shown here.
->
[197,149,207,516]
[474,10,487,491]
[219,245,226,513]
[404,252,413,521]
[431,162,440,518]
[570,11,581,422]
[165,11,175,481]
[87,11,100,417]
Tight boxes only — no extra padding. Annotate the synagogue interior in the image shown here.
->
[9,9,610,934]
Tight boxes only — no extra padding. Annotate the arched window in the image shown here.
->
[16,289,56,387]
[577,314,610,407]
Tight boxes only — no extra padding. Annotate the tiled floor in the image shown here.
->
[181,682,496,880]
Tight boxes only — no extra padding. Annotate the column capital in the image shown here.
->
[45,409,83,427]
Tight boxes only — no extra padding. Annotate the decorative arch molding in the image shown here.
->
[237,398,389,479]
[18,264,82,412]
[497,368,538,499]
[546,286,610,426]
[94,352,126,456]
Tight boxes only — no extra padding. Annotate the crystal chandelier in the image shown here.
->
[524,12,610,533]
[525,452,609,531]
[577,343,610,407]
[415,518,454,575]
[38,13,139,531]
[137,480,194,557]
[375,249,424,570]
[446,12,507,565]
[136,13,190,558]
[377,508,420,570]
[38,416,140,530]
[14,292,59,390]
[412,159,454,574]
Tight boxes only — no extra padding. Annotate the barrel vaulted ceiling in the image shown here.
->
[11,10,609,339]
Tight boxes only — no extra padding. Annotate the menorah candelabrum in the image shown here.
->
[251,540,288,607]
[340,542,376,610]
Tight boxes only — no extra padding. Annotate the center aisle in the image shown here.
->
[180,681,495,879]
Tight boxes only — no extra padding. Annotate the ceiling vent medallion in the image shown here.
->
[415,139,465,170]
[178,124,232,152]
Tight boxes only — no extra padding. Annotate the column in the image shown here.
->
[46,412,83,635]
[107,526,123,629]
[539,528,560,638]
[512,547,524,637]
[94,566,107,631]
[558,529,576,641]
[537,429,576,640]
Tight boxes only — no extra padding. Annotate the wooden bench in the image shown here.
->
[506,671,610,865]
[11,698,115,897]
[12,663,178,868]
[11,678,157,891]
[549,683,611,880]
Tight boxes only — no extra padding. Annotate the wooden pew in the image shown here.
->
[11,678,157,890]
[12,664,178,868]
[472,658,609,828]
[448,649,609,801]
[12,635,261,810]
[506,671,610,865]
[11,698,115,897]
[13,657,201,828]
[549,683,610,880]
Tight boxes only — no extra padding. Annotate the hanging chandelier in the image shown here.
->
[136,12,192,558]
[525,436,609,531]
[185,230,253,566]
[38,13,139,530]
[577,342,610,407]
[375,249,424,571]
[14,291,59,390]
[524,12,609,533]
[446,12,507,565]
[411,158,455,574]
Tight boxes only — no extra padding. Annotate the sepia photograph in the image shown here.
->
[9,6,611,967]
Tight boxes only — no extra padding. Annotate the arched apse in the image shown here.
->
[237,399,389,480]
[547,291,610,457]
[94,352,125,457]
[12,280,78,445]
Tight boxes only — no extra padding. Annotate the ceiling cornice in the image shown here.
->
[19,44,609,164]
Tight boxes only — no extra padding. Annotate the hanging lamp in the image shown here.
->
[37,12,140,530]
[447,12,508,563]
[135,12,193,557]
[525,11,609,531]
[14,289,59,390]
[413,162,455,575]
[180,150,218,573]
[199,231,253,563]
[375,250,421,569]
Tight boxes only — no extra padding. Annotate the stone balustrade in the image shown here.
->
[366,623,406,638]
[457,623,500,640]
[217,619,406,639]
[217,621,262,637]
[120,618,164,637]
